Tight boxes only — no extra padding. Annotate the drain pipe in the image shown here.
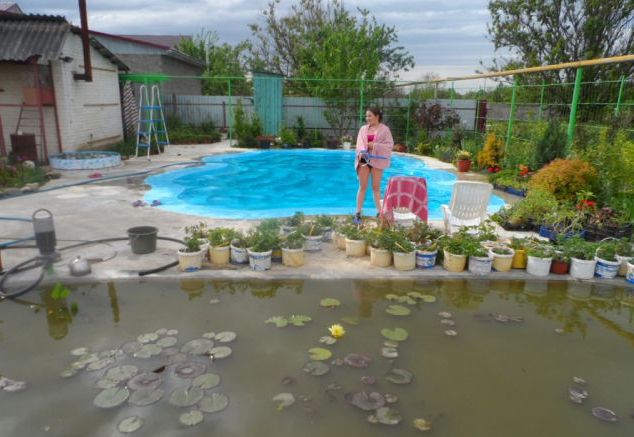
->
[73,0,93,82]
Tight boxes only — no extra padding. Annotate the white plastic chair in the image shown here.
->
[441,181,493,234]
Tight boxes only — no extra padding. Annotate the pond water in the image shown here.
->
[144,150,505,219]
[1,279,633,436]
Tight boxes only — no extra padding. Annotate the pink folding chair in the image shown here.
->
[380,176,428,224]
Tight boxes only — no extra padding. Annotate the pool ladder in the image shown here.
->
[135,85,170,160]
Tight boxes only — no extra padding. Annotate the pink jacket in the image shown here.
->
[354,123,394,170]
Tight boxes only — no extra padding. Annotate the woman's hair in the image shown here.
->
[366,106,383,122]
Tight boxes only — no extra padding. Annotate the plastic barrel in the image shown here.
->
[127,226,158,254]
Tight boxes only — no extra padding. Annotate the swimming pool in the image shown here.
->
[145,150,505,219]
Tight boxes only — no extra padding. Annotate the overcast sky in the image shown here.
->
[18,0,499,82]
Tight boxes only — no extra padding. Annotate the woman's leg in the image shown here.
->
[356,165,371,214]
[370,168,384,215]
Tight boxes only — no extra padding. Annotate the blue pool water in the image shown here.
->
[145,150,505,219]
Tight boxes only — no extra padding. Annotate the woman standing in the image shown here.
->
[353,107,394,224]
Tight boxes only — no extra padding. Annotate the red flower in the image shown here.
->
[577,200,596,210]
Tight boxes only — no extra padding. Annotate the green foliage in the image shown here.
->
[283,231,305,249]
[340,223,366,240]
[477,132,504,168]
[529,158,598,202]
[438,230,480,256]
[185,222,209,239]
[534,119,567,168]
[284,212,305,227]
[257,219,282,235]
[505,188,559,226]
[294,117,306,143]
[249,230,280,252]
[232,102,262,147]
[596,240,618,262]
[50,282,70,300]
[0,159,47,189]
[562,236,597,261]
[488,168,530,191]
[315,215,336,228]
[230,230,248,248]
[279,127,298,146]
[183,237,202,253]
[299,222,324,236]
[390,228,415,253]
[615,238,633,257]
[167,116,221,144]
[208,227,235,247]
[415,103,460,135]
[407,221,442,245]
[526,243,553,259]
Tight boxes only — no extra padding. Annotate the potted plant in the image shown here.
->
[366,227,393,268]
[390,230,416,271]
[178,237,205,271]
[282,212,304,235]
[526,244,553,276]
[257,219,282,261]
[316,215,336,242]
[341,134,353,150]
[455,150,472,172]
[415,240,439,269]
[281,231,305,267]
[510,237,528,269]
[342,224,367,257]
[468,242,493,275]
[594,240,621,279]
[489,245,515,272]
[438,231,473,272]
[550,245,571,275]
[185,222,210,258]
[279,127,298,148]
[207,227,234,265]
[615,238,633,277]
[334,221,349,250]
[565,237,597,280]
[299,222,324,252]
[539,207,585,242]
[230,231,249,264]
[247,230,279,271]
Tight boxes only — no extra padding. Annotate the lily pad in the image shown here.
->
[303,361,330,376]
[174,362,207,379]
[319,336,337,345]
[444,330,458,336]
[272,393,295,410]
[121,341,143,355]
[98,349,119,358]
[129,387,164,406]
[118,416,144,434]
[440,319,455,326]
[438,311,452,318]
[413,418,432,431]
[407,292,425,300]
[94,387,130,408]
[167,329,179,336]
[308,347,332,361]
[288,315,312,326]
[105,365,139,382]
[1,378,26,392]
[210,346,232,359]
[381,347,399,359]
[71,347,88,356]
[137,333,159,344]
[215,331,237,343]
[386,305,411,316]
[376,406,402,425]
[169,386,204,407]
[381,328,409,342]
[202,332,216,339]
[199,393,229,413]
[181,339,214,355]
[96,378,119,389]
[179,410,204,426]
[265,316,288,328]
[127,372,162,391]
[60,368,77,379]
[192,373,220,389]
[385,294,400,301]
[385,393,399,404]
[155,328,168,336]
[397,296,417,305]
[341,316,360,325]
[86,357,115,372]
[361,376,376,385]
[320,298,341,308]
[345,391,385,411]
[592,407,618,422]
[133,344,162,359]
[385,368,414,385]
[421,295,437,303]
[344,353,372,368]
[156,336,178,348]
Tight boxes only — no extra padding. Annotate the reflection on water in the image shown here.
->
[40,287,74,340]
[107,282,120,323]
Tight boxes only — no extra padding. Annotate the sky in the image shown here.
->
[17,0,500,83]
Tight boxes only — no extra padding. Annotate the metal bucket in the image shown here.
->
[127,226,158,254]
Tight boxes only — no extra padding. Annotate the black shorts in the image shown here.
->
[358,158,373,170]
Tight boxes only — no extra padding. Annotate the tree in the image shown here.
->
[249,0,414,136]
[178,30,251,95]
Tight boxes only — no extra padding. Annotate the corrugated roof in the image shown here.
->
[0,14,69,63]
[118,34,190,49]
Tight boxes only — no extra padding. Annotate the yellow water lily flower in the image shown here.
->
[328,324,346,339]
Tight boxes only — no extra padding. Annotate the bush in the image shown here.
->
[528,158,598,202]
[477,132,504,169]
[0,160,47,189]
[534,119,567,168]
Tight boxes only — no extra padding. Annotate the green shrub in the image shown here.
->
[534,119,567,168]
[528,158,598,202]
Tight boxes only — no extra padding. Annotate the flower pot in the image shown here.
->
[569,258,597,280]
[209,245,230,265]
[415,249,437,269]
[303,234,324,252]
[230,244,248,264]
[490,248,515,272]
[370,247,392,267]
[393,251,416,271]
[616,255,633,277]
[178,248,205,271]
[468,255,493,275]
[271,248,283,262]
[345,239,366,257]
[281,225,297,235]
[626,261,634,284]
[322,227,333,242]
[342,141,352,150]
[247,249,272,271]
[594,256,620,279]
[526,256,552,276]
[198,239,210,260]
[550,259,570,275]
[511,249,527,269]
[282,247,304,267]
[456,159,471,172]
[335,232,347,250]
[443,250,467,272]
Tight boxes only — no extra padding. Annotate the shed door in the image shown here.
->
[253,73,283,136]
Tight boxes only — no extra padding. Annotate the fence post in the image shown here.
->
[614,75,626,117]
[567,67,583,147]
[405,91,412,147]
[538,79,545,121]
[227,79,232,143]
[450,82,455,107]
[505,77,518,146]
[358,78,366,124]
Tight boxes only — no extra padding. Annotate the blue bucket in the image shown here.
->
[594,257,620,279]
[416,250,437,269]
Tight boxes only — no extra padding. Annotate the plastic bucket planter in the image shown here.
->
[303,235,323,252]
[282,248,304,267]
[489,248,515,272]
[511,249,527,269]
[416,249,437,269]
[198,239,210,260]
[322,227,333,242]
[335,232,347,250]
[281,225,296,235]
[370,247,392,267]
[616,255,633,276]
[230,244,248,264]
[626,261,634,284]
[247,249,272,271]
[526,256,552,276]
[393,251,416,271]
[345,239,366,257]
[127,226,158,254]
[178,248,205,271]
[570,258,597,280]
[594,256,620,279]
[468,255,493,275]
[209,245,230,265]
[443,250,467,272]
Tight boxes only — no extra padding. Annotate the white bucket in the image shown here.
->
[415,249,437,269]
[303,234,323,252]
[345,239,366,257]
[178,249,205,272]
[626,261,634,284]
[526,256,552,276]
[370,247,392,267]
[335,232,347,250]
[247,249,272,271]
[393,251,416,271]
[570,258,597,280]
[322,227,333,242]
[468,255,493,275]
[594,256,620,279]
[230,244,248,264]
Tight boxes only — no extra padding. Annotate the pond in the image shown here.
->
[1,279,633,436]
